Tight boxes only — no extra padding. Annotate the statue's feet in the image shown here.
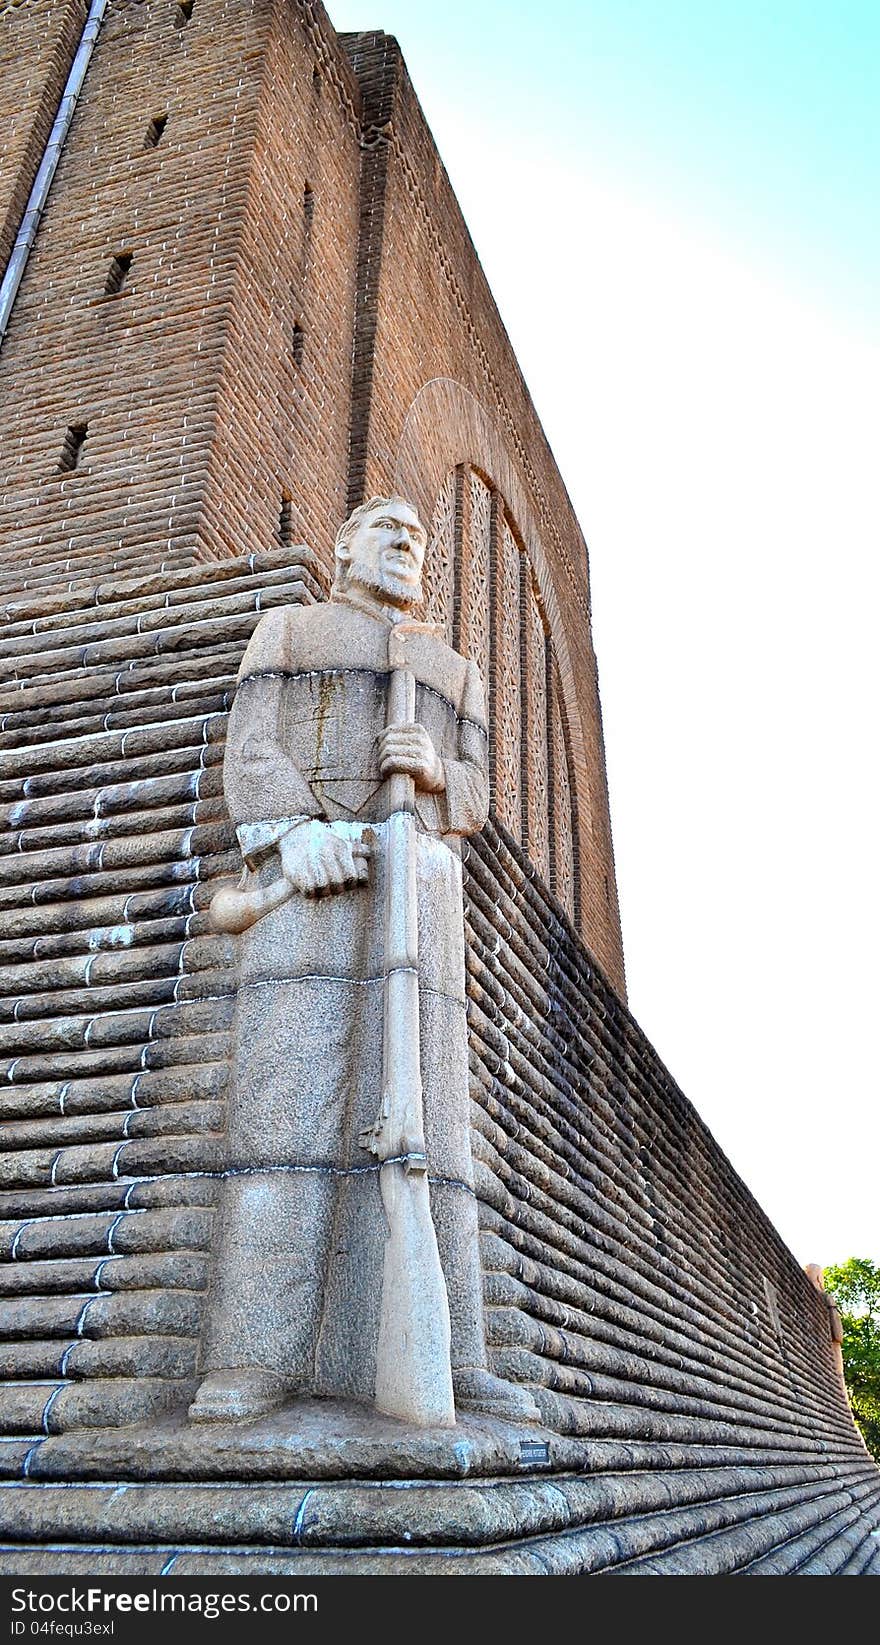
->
[453,1367,542,1424]
[188,1368,289,1423]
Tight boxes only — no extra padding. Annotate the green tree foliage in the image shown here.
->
[823,1258,880,1462]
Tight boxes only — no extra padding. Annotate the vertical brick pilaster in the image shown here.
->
[490,507,522,835]
[450,461,469,653]
[341,30,399,514]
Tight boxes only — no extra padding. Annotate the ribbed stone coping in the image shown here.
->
[1,1462,878,1576]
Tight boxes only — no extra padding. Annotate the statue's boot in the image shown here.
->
[188,1368,289,1423]
[452,1366,542,1424]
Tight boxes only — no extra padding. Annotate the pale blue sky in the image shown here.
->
[328,1,879,1267]
[332,0,880,327]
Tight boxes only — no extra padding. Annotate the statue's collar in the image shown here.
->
[330,587,426,630]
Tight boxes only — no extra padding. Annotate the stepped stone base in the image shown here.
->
[1,1398,879,1576]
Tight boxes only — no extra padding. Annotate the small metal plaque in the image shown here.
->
[519,1440,549,1465]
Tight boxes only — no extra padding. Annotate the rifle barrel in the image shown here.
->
[373,664,455,1426]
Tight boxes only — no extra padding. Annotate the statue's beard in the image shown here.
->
[344,563,422,610]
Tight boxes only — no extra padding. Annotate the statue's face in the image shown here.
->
[342,499,427,608]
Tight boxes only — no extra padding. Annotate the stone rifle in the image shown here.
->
[358,663,456,1427]
[208,663,455,1427]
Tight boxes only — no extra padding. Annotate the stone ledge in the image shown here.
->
[21,1398,562,1484]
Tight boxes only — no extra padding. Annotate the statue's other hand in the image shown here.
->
[377,723,445,793]
[279,822,370,897]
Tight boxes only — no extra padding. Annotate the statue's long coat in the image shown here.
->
[202,593,491,1401]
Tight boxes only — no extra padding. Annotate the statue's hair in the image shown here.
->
[332,495,422,591]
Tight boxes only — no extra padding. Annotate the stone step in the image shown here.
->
[0,1174,219,1226]
[0,1027,234,1092]
[0,1249,209,1298]
[0,1465,877,1574]
[0,716,226,786]
[0,1288,204,1343]
[0,691,234,754]
[0,914,197,972]
[0,546,322,629]
[0,743,223,809]
[0,559,317,646]
[0,1101,224,1161]
[0,1133,224,1194]
[0,1206,213,1264]
[0,588,274,677]
[0,645,241,722]
[0,1060,228,1124]
[0,611,270,686]
[0,1462,862,1549]
[0,885,195,946]
[0,1336,199,1384]
[614,1475,880,1576]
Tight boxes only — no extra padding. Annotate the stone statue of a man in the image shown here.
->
[190,496,535,1425]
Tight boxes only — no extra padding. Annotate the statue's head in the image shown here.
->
[333,495,427,611]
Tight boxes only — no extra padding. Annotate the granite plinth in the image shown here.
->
[21,1397,561,1483]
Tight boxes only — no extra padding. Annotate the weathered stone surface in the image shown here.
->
[194,498,498,1428]
[24,1401,562,1483]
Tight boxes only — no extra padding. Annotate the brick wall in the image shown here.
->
[0,2,625,981]
[0,0,88,277]
[339,32,624,990]
[0,0,271,584]
[0,0,363,589]
[197,0,362,566]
